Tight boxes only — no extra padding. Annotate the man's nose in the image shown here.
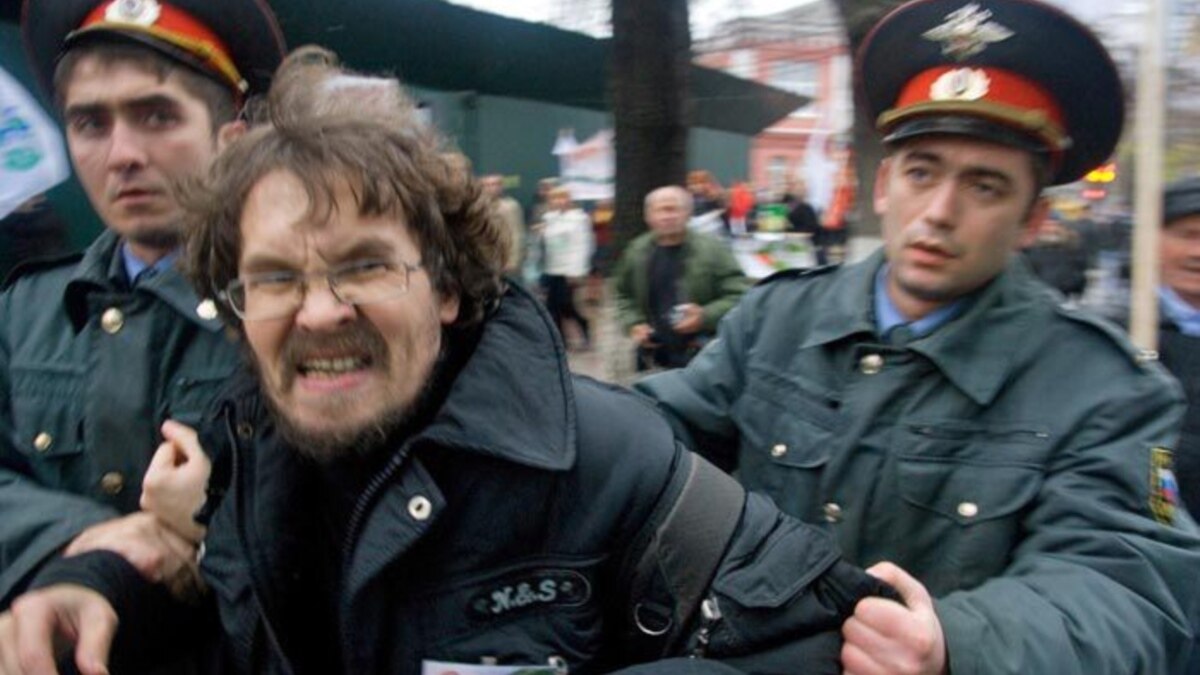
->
[105,120,149,173]
[293,280,357,331]
[922,180,958,229]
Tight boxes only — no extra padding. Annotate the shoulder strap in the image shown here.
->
[624,449,746,657]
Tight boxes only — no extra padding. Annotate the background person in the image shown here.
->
[540,185,593,349]
[614,186,748,370]
[1158,176,1200,518]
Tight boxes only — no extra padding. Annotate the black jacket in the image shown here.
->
[56,285,891,674]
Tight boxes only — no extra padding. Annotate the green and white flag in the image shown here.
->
[0,66,69,220]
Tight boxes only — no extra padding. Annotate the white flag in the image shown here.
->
[0,66,69,221]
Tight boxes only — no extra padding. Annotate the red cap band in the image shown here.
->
[74,0,246,95]
[880,65,1069,152]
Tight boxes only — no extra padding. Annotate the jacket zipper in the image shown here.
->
[227,406,300,675]
[338,443,413,667]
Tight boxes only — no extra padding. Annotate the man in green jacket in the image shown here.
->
[0,0,283,620]
[614,186,749,369]
[637,1,1200,673]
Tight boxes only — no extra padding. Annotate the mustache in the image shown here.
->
[278,320,389,388]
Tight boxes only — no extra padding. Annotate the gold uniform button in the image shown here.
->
[957,501,979,519]
[100,307,125,334]
[770,443,788,458]
[859,353,883,375]
[100,472,125,496]
[823,502,843,523]
[408,495,433,521]
[33,432,53,453]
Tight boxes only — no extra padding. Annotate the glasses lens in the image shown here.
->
[231,274,305,320]
[333,261,411,305]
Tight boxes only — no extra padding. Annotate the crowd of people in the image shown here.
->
[2,0,1200,674]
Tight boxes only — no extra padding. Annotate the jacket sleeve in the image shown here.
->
[635,288,764,470]
[936,372,1200,675]
[613,242,648,332]
[0,290,121,607]
[695,241,749,334]
[615,444,895,675]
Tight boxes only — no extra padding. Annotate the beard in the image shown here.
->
[253,319,448,464]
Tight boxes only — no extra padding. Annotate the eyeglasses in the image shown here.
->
[221,259,423,321]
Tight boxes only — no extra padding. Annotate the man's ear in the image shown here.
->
[873,159,892,216]
[216,120,248,152]
[1017,198,1051,249]
[439,293,461,326]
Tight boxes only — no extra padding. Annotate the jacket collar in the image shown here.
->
[802,248,1046,406]
[62,229,224,333]
[416,282,577,472]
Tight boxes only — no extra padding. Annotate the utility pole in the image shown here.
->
[1130,0,1166,350]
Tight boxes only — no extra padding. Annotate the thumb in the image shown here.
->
[866,561,933,611]
[73,597,116,675]
[145,440,180,474]
[161,420,203,462]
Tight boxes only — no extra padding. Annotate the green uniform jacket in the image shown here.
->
[0,229,239,605]
[637,250,1200,675]
[613,230,749,334]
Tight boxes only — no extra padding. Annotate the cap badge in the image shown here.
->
[931,68,991,101]
[105,0,162,26]
[922,3,1014,61]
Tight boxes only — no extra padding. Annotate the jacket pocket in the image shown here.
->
[9,364,85,460]
[163,368,232,427]
[733,371,841,519]
[893,421,1049,590]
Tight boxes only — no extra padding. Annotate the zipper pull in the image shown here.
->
[689,596,723,658]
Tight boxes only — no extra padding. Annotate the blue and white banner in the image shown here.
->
[0,66,69,220]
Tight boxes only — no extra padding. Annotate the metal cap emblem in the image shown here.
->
[922,3,1014,61]
[105,0,162,26]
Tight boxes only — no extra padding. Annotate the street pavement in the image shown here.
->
[564,280,638,386]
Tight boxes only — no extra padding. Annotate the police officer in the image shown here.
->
[0,0,283,668]
[637,1,1200,673]
[1159,176,1200,517]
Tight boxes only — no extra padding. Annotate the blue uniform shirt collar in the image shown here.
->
[121,242,179,285]
[873,263,971,339]
[1159,285,1200,336]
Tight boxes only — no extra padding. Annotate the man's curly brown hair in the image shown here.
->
[181,48,507,329]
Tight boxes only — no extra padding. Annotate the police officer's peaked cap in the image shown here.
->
[1164,176,1200,226]
[22,0,286,102]
[857,0,1124,185]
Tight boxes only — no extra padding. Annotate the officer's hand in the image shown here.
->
[0,584,116,675]
[63,512,201,602]
[630,323,657,346]
[841,562,947,675]
[140,420,210,545]
[671,303,705,335]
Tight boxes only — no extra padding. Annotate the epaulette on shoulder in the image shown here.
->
[1055,302,1161,370]
[2,251,84,291]
[754,263,840,288]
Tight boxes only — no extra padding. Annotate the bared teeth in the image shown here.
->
[300,357,367,375]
